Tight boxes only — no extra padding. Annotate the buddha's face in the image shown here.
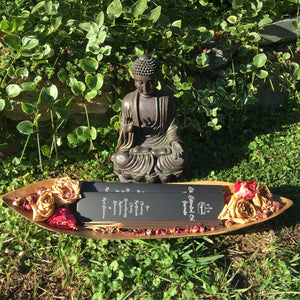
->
[134,74,157,98]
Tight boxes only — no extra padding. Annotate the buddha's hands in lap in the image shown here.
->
[171,141,184,159]
[151,148,171,157]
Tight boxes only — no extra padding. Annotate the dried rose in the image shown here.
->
[12,196,23,207]
[47,207,78,230]
[52,177,81,207]
[23,193,39,210]
[257,182,272,201]
[271,201,281,212]
[233,180,257,200]
[232,199,256,223]
[37,187,47,195]
[218,194,256,224]
[225,220,232,227]
[31,190,55,221]
[252,193,263,208]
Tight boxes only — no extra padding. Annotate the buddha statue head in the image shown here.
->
[131,54,159,98]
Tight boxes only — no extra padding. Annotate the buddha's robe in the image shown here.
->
[111,90,188,183]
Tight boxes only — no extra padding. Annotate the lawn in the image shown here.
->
[0,98,299,299]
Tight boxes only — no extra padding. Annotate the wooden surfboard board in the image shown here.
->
[1,179,294,240]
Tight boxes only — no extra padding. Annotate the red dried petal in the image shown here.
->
[23,193,39,210]
[47,208,78,230]
[233,180,257,200]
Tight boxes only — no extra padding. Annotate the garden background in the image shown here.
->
[0,0,299,299]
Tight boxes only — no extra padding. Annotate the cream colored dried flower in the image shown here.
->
[52,177,81,207]
[31,190,56,221]
[218,194,256,224]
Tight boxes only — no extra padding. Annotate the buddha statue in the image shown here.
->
[111,54,189,183]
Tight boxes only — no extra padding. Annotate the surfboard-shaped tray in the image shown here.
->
[1,179,293,240]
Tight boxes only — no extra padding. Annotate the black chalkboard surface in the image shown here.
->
[76,182,225,223]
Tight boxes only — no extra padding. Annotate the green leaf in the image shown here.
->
[67,132,80,147]
[107,0,123,18]
[80,57,99,73]
[208,118,218,126]
[31,1,45,14]
[253,53,267,68]
[41,145,51,157]
[85,73,104,90]
[1,19,13,33]
[199,0,208,6]
[51,16,62,32]
[239,45,251,56]
[171,20,183,35]
[255,69,268,79]
[21,102,35,114]
[70,80,86,96]
[22,36,39,49]
[258,15,272,28]
[85,90,98,100]
[56,108,70,121]
[20,49,34,57]
[4,100,14,111]
[42,44,54,58]
[293,68,300,80]
[227,15,237,24]
[79,22,90,31]
[21,82,35,92]
[158,14,170,27]
[58,71,68,82]
[110,114,120,130]
[98,30,107,44]
[6,84,22,97]
[182,290,194,299]
[17,120,34,135]
[20,10,30,18]
[96,11,105,27]
[248,32,261,42]
[243,96,257,105]
[13,17,25,32]
[149,6,161,22]
[85,127,97,140]
[271,62,281,70]
[87,22,99,36]
[7,65,15,79]
[0,99,5,112]
[131,0,148,18]
[75,126,88,142]
[101,45,112,56]
[3,34,21,50]
[196,53,209,67]
[283,52,291,60]
[16,67,29,78]
[45,1,53,14]
[134,45,144,56]
[41,84,58,101]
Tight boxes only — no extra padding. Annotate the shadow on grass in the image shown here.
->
[184,99,300,179]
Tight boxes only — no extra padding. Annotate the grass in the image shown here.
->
[0,98,299,299]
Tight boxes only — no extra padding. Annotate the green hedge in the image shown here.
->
[0,0,299,168]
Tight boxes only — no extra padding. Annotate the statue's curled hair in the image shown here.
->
[131,54,159,76]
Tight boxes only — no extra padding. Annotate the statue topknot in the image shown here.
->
[131,54,159,76]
